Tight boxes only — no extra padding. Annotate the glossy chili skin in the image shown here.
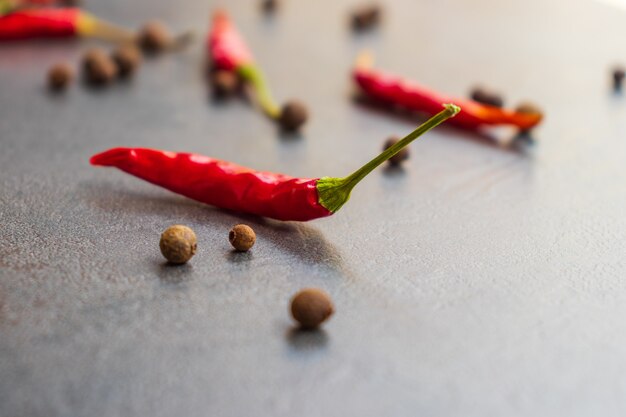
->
[0,8,79,40]
[208,10,253,71]
[354,68,542,130]
[90,148,332,222]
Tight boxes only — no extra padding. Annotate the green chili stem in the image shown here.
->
[237,64,281,119]
[317,104,460,213]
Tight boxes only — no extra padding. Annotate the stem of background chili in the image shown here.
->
[237,64,281,119]
[318,103,460,213]
[0,9,134,42]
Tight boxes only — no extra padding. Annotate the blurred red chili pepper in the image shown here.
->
[0,8,133,42]
[207,9,280,118]
[353,54,542,131]
[90,105,459,222]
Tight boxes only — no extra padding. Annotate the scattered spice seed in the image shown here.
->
[83,48,117,85]
[229,224,256,251]
[261,0,278,12]
[278,100,308,132]
[47,63,73,91]
[470,86,504,108]
[138,20,171,54]
[515,101,543,118]
[383,136,409,166]
[351,4,381,31]
[111,44,142,78]
[612,67,625,91]
[290,288,334,329]
[159,225,197,264]
[211,70,239,97]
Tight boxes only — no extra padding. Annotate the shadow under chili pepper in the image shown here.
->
[81,182,346,273]
[353,95,528,154]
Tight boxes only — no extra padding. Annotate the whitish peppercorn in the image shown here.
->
[383,136,409,166]
[138,21,171,54]
[112,44,142,78]
[159,225,197,264]
[212,70,239,97]
[229,224,256,251]
[290,288,334,329]
[47,63,73,91]
[82,48,117,85]
[278,100,308,132]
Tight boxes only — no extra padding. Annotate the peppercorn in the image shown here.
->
[138,21,171,54]
[212,70,239,97]
[351,4,381,31]
[111,44,142,78]
[383,136,409,166]
[47,63,73,91]
[278,100,308,132]
[261,0,278,12]
[515,101,543,117]
[229,224,256,252]
[159,225,197,264]
[612,67,625,91]
[470,86,504,108]
[290,288,334,329]
[82,48,117,85]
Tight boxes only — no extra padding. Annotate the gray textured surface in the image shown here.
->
[1,0,626,416]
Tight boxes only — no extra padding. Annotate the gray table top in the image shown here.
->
[2,0,626,416]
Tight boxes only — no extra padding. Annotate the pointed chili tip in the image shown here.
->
[90,147,131,167]
[213,9,229,23]
[444,103,461,116]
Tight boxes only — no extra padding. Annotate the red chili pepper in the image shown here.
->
[207,9,280,118]
[353,54,542,131]
[0,8,134,42]
[90,105,459,222]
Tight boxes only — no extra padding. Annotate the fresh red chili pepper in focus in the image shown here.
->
[207,9,280,118]
[0,8,134,42]
[353,53,542,131]
[90,105,459,222]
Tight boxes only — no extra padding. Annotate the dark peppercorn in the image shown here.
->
[138,21,171,54]
[159,225,197,264]
[351,4,381,31]
[278,100,308,132]
[261,0,278,12]
[212,70,239,97]
[47,63,73,91]
[112,44,142,78]
[229,224,256,251]
[290,288,334,329]
[83,48,117,85]
[383,136,409,166]
[613,67,625,91]
[470,86,504,108]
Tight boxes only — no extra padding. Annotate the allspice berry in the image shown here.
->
[212,70,239,97]
[351,4,381,31]
[138,20,171,54]
[159,225,197,264]
[229,224,256,252]
[515,101,543,117]
[112,44,142,78]
[470,86,504,108]
[278,100,308,132]
[290,288,334,329]
[47,63,73,91]
[82,48,117,85]
[261,0,279,12]
[613,67,625,91]
[383,136,409,166]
